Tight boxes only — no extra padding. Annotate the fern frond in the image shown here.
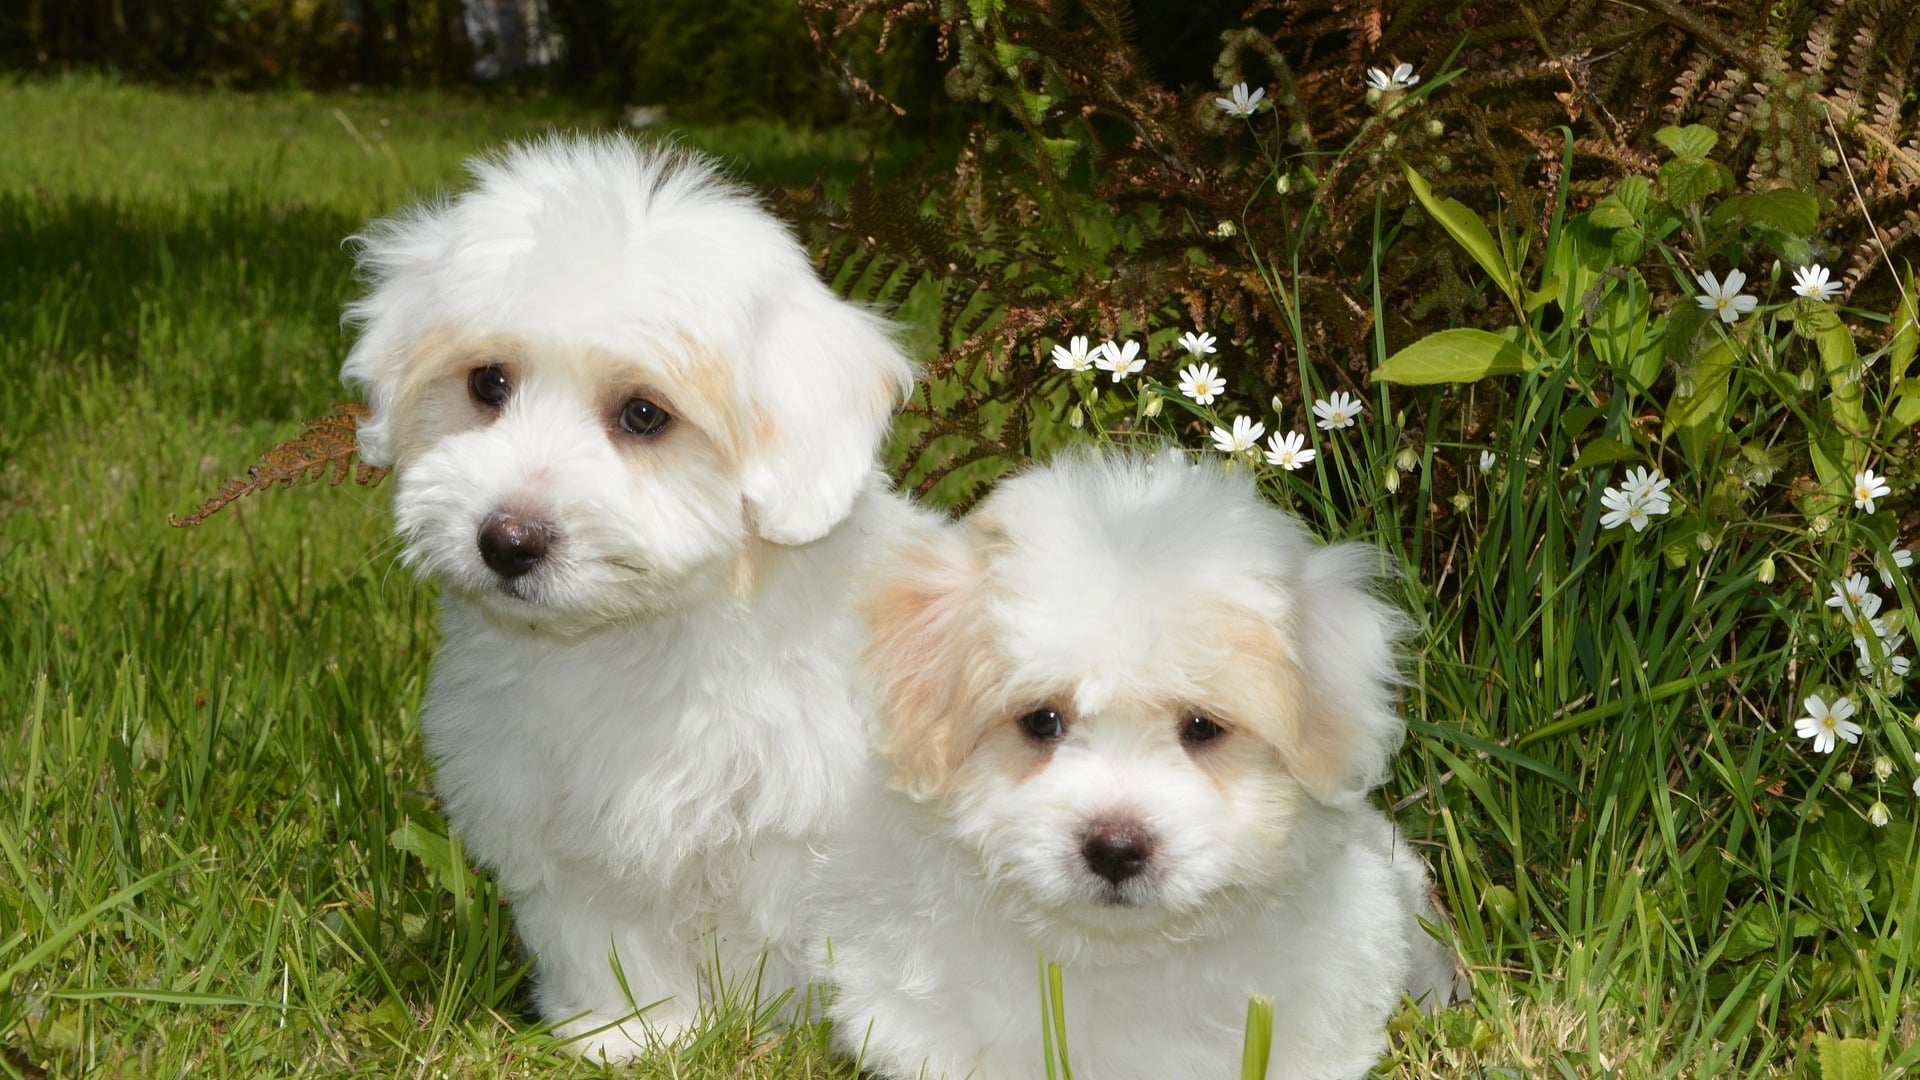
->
[168,404,386,528]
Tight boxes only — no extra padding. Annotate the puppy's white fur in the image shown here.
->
[817,451,1458,1080]
[342,136,921,1060]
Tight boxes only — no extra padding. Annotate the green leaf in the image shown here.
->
[1656,124,1718,159]
[1665,342,1735,464]
[1708,189,1819,235]
[1549,214,1616,314]
[1817,319,1869,441]
[1590,201,1635,230]
[1403,165,1516,300]
[389,818,469,897]
[1609,224,1647,263]
[1889,266,1920,432]
[1239,997,1273,1080]
[1524,276,1562,312]
[1814,1034,1883,1080]
[1570,437,1643,470]
[1659,157,1733,206]
[1374,328,1533,385]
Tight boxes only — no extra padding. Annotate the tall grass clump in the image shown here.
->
[798,1,1920,1074]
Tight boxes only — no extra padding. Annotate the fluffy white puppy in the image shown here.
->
[340,136,922,1060]
[817,451,1458,1080]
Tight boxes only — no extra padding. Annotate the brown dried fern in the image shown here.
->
[168,403,387,528]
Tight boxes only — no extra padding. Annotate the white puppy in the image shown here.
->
[817,451,1458,1080]
[340,136,922,1060]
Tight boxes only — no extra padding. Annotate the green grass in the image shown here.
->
[4,72,1915,1080]
[0,74,878,1079]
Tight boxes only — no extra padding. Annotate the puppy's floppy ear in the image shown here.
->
[340,203,451,468]
[863,524,989,800]
[740,285,914,545]
[1277,541,1410,802]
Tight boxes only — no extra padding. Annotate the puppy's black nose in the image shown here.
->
[1081,820,1154,885]
[477,512,553,578]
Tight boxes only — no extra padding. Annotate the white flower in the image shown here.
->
[1178,331,1218,357]
[1877,546,1914,588]
[1210,415,1266,454]
[1479,450,1498,474]
[1876,755,1896,782]
[1857,633,1911,678]
[1828,573,1877,611]
[1794,694,1862,755]
[1312,391,1364,430]
[1050,334,1095,372]
[1599,486,1652,532]
[1094,339,1144,382]
[1693,269,1759,324]
[1912,775,1920,797]
[1621,466,1673,514]
[1365,63,1420,92]
[1870,801,1891,827]
[1792,264,1843,301]
[1854,467,1892,513]
[1215,83,1266,117]
[1176,362,1226,405]
[1264,431,1316,471]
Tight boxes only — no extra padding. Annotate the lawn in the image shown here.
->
[1,74,1912,1079]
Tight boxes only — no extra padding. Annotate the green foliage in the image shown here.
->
[795,4,1920,1073]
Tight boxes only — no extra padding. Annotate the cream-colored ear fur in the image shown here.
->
[862,525,993,800]
[1279,541,1410,802]
[739,288,914,545]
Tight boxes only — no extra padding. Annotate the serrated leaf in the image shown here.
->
[1609,224,1647,263]
[1656,124,1718,159]
[1591,200,1635,230]
[1814,1034,1882,1080]
[1374,328,1533,385]
[1403,165,1515,300]
[1570,437,1643,470]
[1709,189,1819,235]
[1659,158,1732,206]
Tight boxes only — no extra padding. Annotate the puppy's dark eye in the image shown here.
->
[468,365,511,408]
[617,397,672,437]
[1179,713,1226,746]
[1017,707,1066,742]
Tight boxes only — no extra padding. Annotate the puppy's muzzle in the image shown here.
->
[477,512,556,579]
[1081,819,1155,885]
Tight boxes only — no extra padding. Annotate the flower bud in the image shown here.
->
[1068,405,1084,429]
[1479,450,1497,474]
[1870,801,1891,827]
[1800,367,1818,392]
[1141,392,1163,418]
[1835,771,1854,792]
[1875,755,1895,781]
[1271,395,1286,416]
[1383,469,1402,494]
[1275,174,1291,195]
[1755,556,1776,584]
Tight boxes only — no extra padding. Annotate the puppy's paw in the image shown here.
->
[550,1003,697,1063]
